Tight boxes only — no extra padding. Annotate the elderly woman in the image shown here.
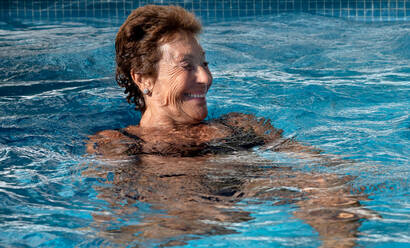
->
[86,5,303,157]
[86,5,373,248]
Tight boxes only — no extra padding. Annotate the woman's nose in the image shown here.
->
[196,65,212,86]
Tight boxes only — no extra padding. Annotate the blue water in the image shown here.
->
[0,12,409,247]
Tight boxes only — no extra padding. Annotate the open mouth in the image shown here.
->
[184,93,206,99]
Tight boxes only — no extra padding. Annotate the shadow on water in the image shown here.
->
[82,149,377,247]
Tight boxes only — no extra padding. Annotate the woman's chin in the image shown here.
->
[180,102,208,123]
[183,108,208,123]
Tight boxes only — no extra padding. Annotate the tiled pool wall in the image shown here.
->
[1,0,409,22]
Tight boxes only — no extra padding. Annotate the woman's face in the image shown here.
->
[150,32,212,124]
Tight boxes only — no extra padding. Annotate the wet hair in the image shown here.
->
[115,5,202,112]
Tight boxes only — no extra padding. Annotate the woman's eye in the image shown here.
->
[181,63,194,71]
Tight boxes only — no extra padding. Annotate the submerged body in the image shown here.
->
[86,112,373,248]
[87,113,285,157]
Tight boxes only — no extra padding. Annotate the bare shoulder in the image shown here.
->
[86,129,135,156]
[219,113,325,157]
[218,112,283,141]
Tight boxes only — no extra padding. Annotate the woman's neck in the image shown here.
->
[138,105,203,130]
[139,108,176,130]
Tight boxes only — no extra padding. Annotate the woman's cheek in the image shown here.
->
[165,69,186,108]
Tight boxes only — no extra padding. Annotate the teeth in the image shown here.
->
[186,93,206,98]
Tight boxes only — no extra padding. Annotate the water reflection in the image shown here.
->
[82,149,377,247]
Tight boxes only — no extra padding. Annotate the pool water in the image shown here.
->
[0,12,409,247]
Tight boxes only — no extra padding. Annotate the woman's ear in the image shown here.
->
[130,68,143,89]
[130,69,154,94]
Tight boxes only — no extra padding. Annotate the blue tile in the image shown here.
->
[293,0,302,10]
[270,0,277,12]
[365,10,373,17]
[62,9,70,17]
[321,1,328,11]
[296,0,305,10]
[224,0,232,9]
[182,2,189,11]
[78,9,85,17]
[342,1,350,9]
[373,8,380,17]
[238,0,246,10]
[215,9,223,18]
[209,9,216,18]
[287,1,293,10]
[255,4,262,15]
[48,9,56,19]
[279,2,287,11]
[223,8,232,18]
[40,0,47,11]
[384,14,394,21]
[263,9,271,15]
[16,0,23,12]
[245,0,253,12]
[262,0,270,10]
[381,8,389,16]
[215,0,223,11]
[323,9,333,16]
[309,1,315,10]
[373,1,381,9]
[17,9,24,18]
[192,1,200,10]
[40,10,47,18]
[335,8,342,17]
[200,10,208,18]
[101,8,108,18]
[7,9,14,18]
[73,8,79,18]
[33,9,39,18]
[365,0,373,7]
[231,1,239,11]
[276,0,282,10]
[388,9,396,17]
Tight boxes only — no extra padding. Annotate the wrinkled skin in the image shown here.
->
[133,32,212,129]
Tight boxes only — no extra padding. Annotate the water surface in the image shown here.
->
[0,13,409,247]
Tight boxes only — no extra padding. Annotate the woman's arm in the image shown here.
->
[86,129,139,158]
[220,112,316,151]
[220,112,349,165]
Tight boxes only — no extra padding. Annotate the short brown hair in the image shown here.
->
[115,5,202,112]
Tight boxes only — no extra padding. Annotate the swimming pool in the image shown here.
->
[0,1,409,247]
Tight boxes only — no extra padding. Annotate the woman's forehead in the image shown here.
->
[160,35,204,61]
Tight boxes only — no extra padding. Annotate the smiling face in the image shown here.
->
[145,32,212,126]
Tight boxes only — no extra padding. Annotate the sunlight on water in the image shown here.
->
[0,12,409,248]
